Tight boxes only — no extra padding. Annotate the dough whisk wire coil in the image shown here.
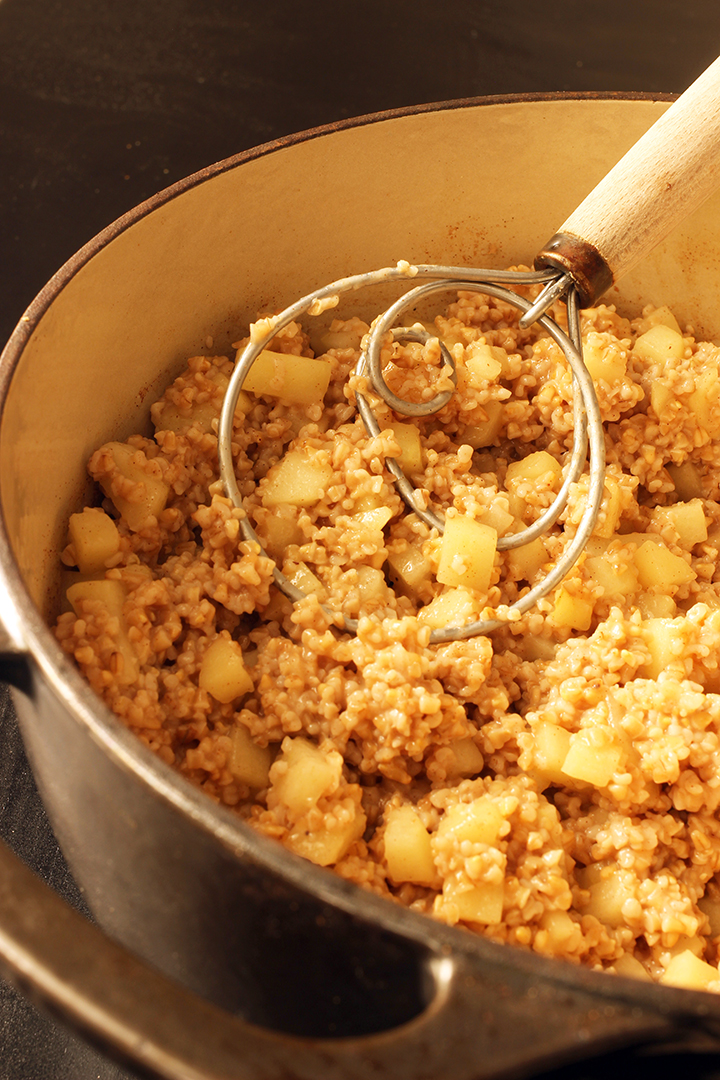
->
[217,263,605,643]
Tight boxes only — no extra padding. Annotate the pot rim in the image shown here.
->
[3,89,713,1019]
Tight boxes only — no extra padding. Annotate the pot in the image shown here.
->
[2,93,720,1080]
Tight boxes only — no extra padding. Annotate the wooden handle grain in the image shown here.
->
[555,55,720,290]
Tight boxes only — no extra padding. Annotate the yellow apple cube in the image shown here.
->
[438,797,504,846]
[418,587,477,629]
[229,723,273,789]
[552,588,593,632]
[612,953,652,981]
[240,349,331,406]
[198,636,254,703]
[68,508,120,574]
[505,450,562,489]
[444,880,504,925]
[562,731,622,788]
[638,617,686,679]
[437,516,497,594]
[387,544,433,597]
[461,401,504,448]
[383,804,438,886]
[526,720,572,790]
[446,737,484,779]
[689,370,720,432]
[640,305,682,335]
[636,592,677,620]
[579,869,630,928]
[585,552,639,601]
[272,738,338,816]
[284,562,327,599]
[257,512,304,559]
[506,537,548,581]
[633,324,684,364]
[287,805,366,867]
[633,540,696,589]
[582,334,627,385]
[99,442,170,532]
[389,421,423,475]
[261,450,334,508]
[666,461,703,501]
[465,341,503,385]
[651,500,708,548]
[661,950,719,991]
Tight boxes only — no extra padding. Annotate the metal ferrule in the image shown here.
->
[534,231,613,307]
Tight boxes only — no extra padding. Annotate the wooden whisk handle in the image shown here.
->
[535,55,720,305]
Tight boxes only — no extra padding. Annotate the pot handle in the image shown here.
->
[2,831,717,1080]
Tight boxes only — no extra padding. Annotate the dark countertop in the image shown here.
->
[2,1,720,1077]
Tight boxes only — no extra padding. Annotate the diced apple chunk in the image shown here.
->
[612,953,652,981]
[271,737,338,816]
[585,552,639,601]
[229,723,273,789]
[552,588,593,632]
[387,544,433,597]
[478,502,514,538]
[284,562,327,599]
[633,540,696,589]
[388,421,423,474]
[443,880,505,925]
[698,892,720,937]
[578,868,629,928]
[384,804,438,886]
[287,806,366,867]
[582,333,627,385]
[562,731,622,788]
[462,401,503,448]
[437,516,497,593]
[689,370,720,432]
[667,461,703,500]
[639,305,682,335]
[198,636,254,703]
[506,537,548,581]
[418,587,477,629]
[638,617,686,679]
[465,341,503,385]
[636,592,677,620]
[505,451,562,489]
[633,324,684,364]
[99,442,170,532]
[660,950,719,991]
[240,349,331,406]
[526,720,572,790]
[650,381,675,416]
[651,500,708,548]
[446,737,484,779]
[68,508,120,574]
[261,450,334,508]
[437,797,504,846]
[257,512,304,559]
[355,565,390,603]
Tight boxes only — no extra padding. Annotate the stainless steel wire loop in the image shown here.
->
[217,264,606,643]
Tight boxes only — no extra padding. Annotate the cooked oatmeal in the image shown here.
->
[54,279,720,992]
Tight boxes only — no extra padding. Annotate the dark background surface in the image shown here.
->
[2,1,720,1077]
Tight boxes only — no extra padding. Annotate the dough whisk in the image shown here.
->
[218,57,720,643]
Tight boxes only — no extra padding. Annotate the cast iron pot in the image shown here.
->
[2,94,720,1080]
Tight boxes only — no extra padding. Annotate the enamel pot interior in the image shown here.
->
[4,95,720,1078]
